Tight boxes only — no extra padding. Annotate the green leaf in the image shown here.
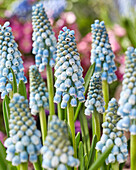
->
[89,144,114,170]
[2,100,9,137]
[10,68,17,94]
[18,80,27,99]
[84,153,88,169]
[78,141,85,170]
[0,141,7,170]
[4,95,10,118]
[88,135,97,168]
[74,63,95,121]
[75,132,80,150]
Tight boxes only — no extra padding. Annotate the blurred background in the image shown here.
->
[0,0,136,157]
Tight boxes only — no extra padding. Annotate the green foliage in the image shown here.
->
[18,80,27,99]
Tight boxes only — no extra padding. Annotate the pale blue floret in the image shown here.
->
[96,98,128,165]
[29,65,49,115]
[85,73,105,115]
[32,3,57,71]
[91,20,117,84]
[41,115,80,169]
[54,27,85,108]
[0,22,27,99]
[117,47,136,134]
[4,93,42,166]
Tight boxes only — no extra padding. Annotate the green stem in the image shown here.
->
[131,134,136,170]
[46,64,55,116]
[20,163,28,170]
[33,161,42,170]
[79,109,91,156]
[102,80,109,122]
[39,107,47,144]
[92,109,100,141]
[67,101,77,157]
[111,162,119,170]
[57,103,64,120]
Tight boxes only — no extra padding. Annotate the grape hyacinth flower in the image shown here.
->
[43,0,67,19]
[96,98,128,167]
[41,115,80,170]
[117,47,136,170]
[4,93,42,166]
[117,47,136,134]
[0,22,27,99]
[85,73,105,116]
[32,3,57,72]
[29,65,49,115]
[54,26,85,109]
[91,20,117,121]
[91,20,117,84]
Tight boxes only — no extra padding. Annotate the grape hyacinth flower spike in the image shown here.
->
[96,98,128,168]
[32,3,57,71]
[54,26,85,109]
[117,47,136,170]
[32,3,57,116]
[4,93,42,168]
[29,65,49,143]
[29,65,49,115]
[54,26,85,157]
[91,20,117,121]
[0,22,27,99]
[85,72,105,140]
[41,115,80,170]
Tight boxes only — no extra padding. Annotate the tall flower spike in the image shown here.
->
[32,3,57,72]
[96,98,128,165]
[0,22,27,99]
[54,26,85,108]
[117,47,136,134]
[91,20,117,84]
[85,72,105,115]
[29,65,49,115]
[41,115,80,169]
[4,93,42,166]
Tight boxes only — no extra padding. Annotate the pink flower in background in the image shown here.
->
[19,35,32,53]
[108,30,121,52]
[75,120,81,134]
[23,22,32,35]
[113,24,126,37]
[0,131,5,144]
[115,55,125,81]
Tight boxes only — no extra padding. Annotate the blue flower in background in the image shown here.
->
[29,65,49,115]
[96,98,128,165]
[41,115,80,169]
[91,20,117,84]
[43,0,67,19]
[4,93,42,166]
[8,0,32,22]
[54,26,85,108]
[0,22,27,99]
[85,73,105,115]
[117,47,136,135]
[32,3,57,72]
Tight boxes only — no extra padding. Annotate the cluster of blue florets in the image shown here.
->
[43,0,67,19]
[41,115,80,169]
[85,73,105,115]
[54,27,85,108]
[91,20,117,84]
[96,98,128,165]
[29,65,49,115]
[117,47,136,135]
[0,22,27,99]
[4,93,42,166]
[9,0,32,22]
[32,3,57,72]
